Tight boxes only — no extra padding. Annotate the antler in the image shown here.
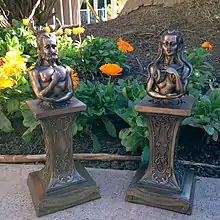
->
[55,17,62,31]
[28,18,38,34]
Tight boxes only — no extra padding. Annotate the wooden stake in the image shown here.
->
[0,154,141,163]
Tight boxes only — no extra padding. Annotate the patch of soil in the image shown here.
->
[177,125,220,178]
[0,125,140,171]
[178,126,220,166]
[84,0,220,82]
[0,124,219,177]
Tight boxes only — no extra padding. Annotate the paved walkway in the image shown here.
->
[0,164,219,220]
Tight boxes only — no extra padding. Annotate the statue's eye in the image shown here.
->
[52,45,56,49]
[45,45,50,49]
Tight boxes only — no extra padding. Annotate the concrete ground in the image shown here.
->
[0,164,219,220]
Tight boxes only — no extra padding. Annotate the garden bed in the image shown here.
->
[0,123,219,178]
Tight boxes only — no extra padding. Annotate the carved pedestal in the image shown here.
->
[125,95,196,215]
[26,97,101,217]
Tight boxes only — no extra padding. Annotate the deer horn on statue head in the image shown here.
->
[28,18,44,35]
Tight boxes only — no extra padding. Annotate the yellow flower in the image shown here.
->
[2,51,26,77]
[64,28,72,36]
[22,19,29,26]
[72,27,85,35]
[56,28,63,36]
[0,74,16,89]
[99,64,123,76]
[43,26,51,34]
[117,38,134,53]
[71,69,79,88]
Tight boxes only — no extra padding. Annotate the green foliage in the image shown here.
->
[0,20,37,63]
[182,88,220,141]
[0,73,34,135]
[186,48,214,99]
[74,80,121,152]
[116,80,149,162]
[58,35,128,80]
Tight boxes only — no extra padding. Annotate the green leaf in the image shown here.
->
[182,117,203,128]
[214,123,220,132]
[102,118,117,138]
[212,130,219,142]
[136,116,146,127]
[141,146,149,164]
[22,121,40,141]
[6,99,20,114]
[90,133,102,153]
[203,125,215,136]
[72,121,78,136]
[21,109,38,128]
[0,110,13,132]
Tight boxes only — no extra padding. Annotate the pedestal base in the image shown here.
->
[28,162,100,217]
[125,166,196,215]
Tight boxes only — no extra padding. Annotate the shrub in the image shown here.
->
[182,88,220,142]
[186,47,214,99]
[58,35,130,80]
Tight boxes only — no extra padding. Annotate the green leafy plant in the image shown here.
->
[0,20,37,63]
[0,71,34,135]
[186,47,214,99]
[182,88,220,141]
[116,79,149,162]
[74,80,121,152]
[58,35,129,80]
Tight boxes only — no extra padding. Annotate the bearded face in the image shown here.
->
[38,34,58,63]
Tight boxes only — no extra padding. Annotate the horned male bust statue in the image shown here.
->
[28,21,73,107]
[146,30,192,100]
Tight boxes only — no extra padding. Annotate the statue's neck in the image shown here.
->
[164,55,174,65]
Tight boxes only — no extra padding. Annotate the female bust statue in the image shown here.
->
[146,30,192,100]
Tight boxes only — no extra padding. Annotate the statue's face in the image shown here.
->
[41,35,58,61]
[162,35,178,56]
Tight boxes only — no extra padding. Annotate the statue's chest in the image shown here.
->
[39,66,66,82]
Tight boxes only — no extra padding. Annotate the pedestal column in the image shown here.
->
[26,97,101,217]
[125,95,196,215]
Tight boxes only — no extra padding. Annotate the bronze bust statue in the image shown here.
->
[28,23,73,107]
[146,30,192,100]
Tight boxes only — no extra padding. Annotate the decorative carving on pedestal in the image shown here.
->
[26,20,100,217]
[26,98,101,217]
[139,115,182,192]
[125,96,196,215]
[125,30,196,215]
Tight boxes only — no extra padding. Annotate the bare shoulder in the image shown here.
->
[65,65,72,74]
[29,68,40,77]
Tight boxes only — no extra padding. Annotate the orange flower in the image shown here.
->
[117,38,134,53]
[71,69,79,88]
[201,41,213,51]
[99,64,123,76]
[5,23,11,28]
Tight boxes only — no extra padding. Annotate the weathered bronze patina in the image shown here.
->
[26,24,100,217]
[29,22,73,108]
[126,30,196,215]
[146,30,192,100]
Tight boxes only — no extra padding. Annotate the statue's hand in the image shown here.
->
[163,66,178,75]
